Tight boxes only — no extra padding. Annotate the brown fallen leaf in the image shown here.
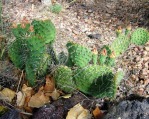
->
[44,75,55,93]
[93,106,104,119]
[66,103,92,119]
[78,109,92,119]
[16,91,26,107]
[22,84,33,97]
[28,87,50,108]
[51,89,60,100]
[0,88,16,102]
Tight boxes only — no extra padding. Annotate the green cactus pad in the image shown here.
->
[105,57,115,67]
[110,34,130,57]
[8,39,28,69]
[25,36,49,86]
[131,28,149,45]
[12,23,33,39]
[74,65,119,98]
[53,65,75,93]
[31,19,56,44]
[66,42,92,67]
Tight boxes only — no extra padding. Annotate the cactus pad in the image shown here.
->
[53,65,75,93]
[66,42,92,67]
[110,34,130,57]
[31,20,56,44]
[74,65,119,98]
[131,28,149,45]
[8,39,28,69]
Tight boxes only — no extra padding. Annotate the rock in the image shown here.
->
[104,98,149,119]
[0,109,21,119]
[87,33,101,40]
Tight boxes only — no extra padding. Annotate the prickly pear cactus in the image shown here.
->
[98,45,115,66]
[110,34,130,57]
[131,28,149,45]
[8,39,28,69]
[12,22,34,39]
[26,53,50,86]
[66,42,92,67]
[53,65,75,93]
[9,19,56,86]
[31,19,56,44]
[92,47,98,65]
[105,51,115,67]
[25,36,49,85]
[74,65,119,98]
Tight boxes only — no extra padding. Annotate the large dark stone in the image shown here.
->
[104,98,149,119]
[0,109,21,119]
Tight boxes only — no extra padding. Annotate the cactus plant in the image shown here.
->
[92,47,98,65]
[50,3,62,14]
[8,38,28,69]
[53,65,75,93]
[66,42,92,67]
[130,28,149,45]
[8,19,56,86]
[110,34,130,57]
[12,22,33,39]
[25,36,50,85]
[98,45,115,66]
[31,19,56,44]
[74,65,123,98]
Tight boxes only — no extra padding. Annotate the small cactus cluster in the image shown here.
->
[53,42,124,98]
[8,19,56,86]
[110,26,149,57]
[49,3,62,14]
[8,18,149,99]
[98,45,115,66]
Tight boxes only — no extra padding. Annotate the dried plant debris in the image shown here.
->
[118,41,149,97]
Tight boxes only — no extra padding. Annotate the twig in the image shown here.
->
[16,70,24,93]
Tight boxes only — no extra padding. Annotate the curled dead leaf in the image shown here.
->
[28,87,50,108]
[44,75,55,93]
[51,89,60,100]
[93,106,104,119]
[22,84,33,97]
[66,103,91,119]
[16,91,26,107]
[0,88,15,102]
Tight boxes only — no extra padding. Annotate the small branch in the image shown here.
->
[16,70,24,93]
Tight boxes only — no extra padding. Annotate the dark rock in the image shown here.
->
[0,109,21,119]
[104,98,149,119]
[87,34,101,40]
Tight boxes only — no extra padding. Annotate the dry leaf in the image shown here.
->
[28,87,50,108]
[66,103,91,119]
[16,91,26,107]
[22,84,33,97]
[0,88,15,102]
[61,94,72,99]
[93,106,104,119]
[51,89,60,100]
[44,75,55,93]
[78,109,92,119]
